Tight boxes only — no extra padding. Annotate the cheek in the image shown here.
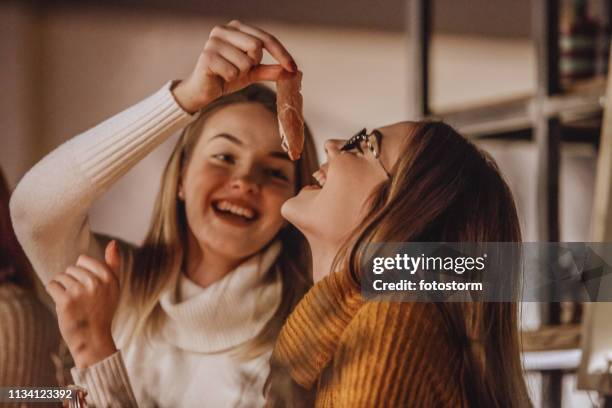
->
[183,164,228,201]
[323,161,381,222]
[328,160,374,203]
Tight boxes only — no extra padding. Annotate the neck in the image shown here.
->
[307,236,341,283]
[185,231,243,288]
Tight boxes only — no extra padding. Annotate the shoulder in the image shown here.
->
[0,284,62,385]
[344,301,448,338]
[0,284,58,338]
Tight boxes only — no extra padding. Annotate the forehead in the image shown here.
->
[375,121,415,169]
[199,102,282,151]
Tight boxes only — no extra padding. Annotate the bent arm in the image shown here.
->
[9,81,194,284]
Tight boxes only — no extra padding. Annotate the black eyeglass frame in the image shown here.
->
[340,128,390,177]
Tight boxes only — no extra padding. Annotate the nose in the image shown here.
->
[324,139,344,158]
[230,172,260,195]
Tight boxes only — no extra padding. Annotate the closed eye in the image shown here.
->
[341,140,364,155]
[265,168,290,181]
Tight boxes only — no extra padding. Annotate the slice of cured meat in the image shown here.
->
[276,71,304,161]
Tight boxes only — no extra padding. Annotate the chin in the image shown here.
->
[194,220,263,259]
[203,234,263,260]
[280,197,298,224]
[281,195,310,232]
[282,193,326,240]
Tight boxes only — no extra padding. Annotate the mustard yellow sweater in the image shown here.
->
[269,270,468,407]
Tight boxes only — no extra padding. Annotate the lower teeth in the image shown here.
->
[218,208,250,220]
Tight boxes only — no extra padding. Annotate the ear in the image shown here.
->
[177,184,185,200]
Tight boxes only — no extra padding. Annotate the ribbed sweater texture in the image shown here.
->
[0,284,64,408]
[271,270,467,407]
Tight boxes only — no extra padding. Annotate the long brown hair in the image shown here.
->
[338,121,531,407]
[0,169,36,289]
[117,84,318,357]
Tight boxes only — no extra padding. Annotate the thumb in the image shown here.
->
[104,240,121,279]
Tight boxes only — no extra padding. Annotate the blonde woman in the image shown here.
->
[11,21,317,407]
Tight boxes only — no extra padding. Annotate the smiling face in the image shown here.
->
[281,122,411,247]
[180,102,296,261]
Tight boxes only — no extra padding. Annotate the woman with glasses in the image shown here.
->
[266,122,532,407]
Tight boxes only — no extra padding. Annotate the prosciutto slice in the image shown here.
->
[276,71,304,161]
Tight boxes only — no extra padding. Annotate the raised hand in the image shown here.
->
[172,20,297,113]
[46,241,122,368]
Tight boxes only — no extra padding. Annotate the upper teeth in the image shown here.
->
[216,200,255,219]
[313,170,326,187]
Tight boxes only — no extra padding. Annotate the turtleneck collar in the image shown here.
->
[157,241,282,353]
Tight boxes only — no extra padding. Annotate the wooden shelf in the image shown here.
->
[523,349,582,372]
[428,76,606,139]
[431,95,531,138]
[522,324,582,352]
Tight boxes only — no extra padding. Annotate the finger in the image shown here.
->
[65,265,101,292]
[246,64,286,82]
[46,280,68,304]
[210,25,264,63]
[104,240,121,280]
[205,37,255,75]
[201,50,240,83]
[76,254,114,283]
[53,273,83,295]
[226,20,296,72]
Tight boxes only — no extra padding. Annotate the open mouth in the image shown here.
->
[312,169,326,188]
[211,199,259,224]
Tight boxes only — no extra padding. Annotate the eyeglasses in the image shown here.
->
[340,128,390,178]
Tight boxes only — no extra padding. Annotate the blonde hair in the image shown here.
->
[118,84,318,358]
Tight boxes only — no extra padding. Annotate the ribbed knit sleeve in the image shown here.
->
[330,302,464,407]
[71,351,138,408]
[9,81,194,284]
[0,285,61,389]
[273,270,363,389]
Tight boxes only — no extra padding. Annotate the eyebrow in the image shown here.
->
[209,133,243,145]
[209,133,292,162]
[268,151,291,161]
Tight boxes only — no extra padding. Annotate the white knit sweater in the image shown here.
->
[10,82,284,408]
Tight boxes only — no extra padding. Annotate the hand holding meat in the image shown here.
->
[172,20,297,113]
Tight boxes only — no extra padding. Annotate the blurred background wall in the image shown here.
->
[0,1,600,406]
[0,1,594,239]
